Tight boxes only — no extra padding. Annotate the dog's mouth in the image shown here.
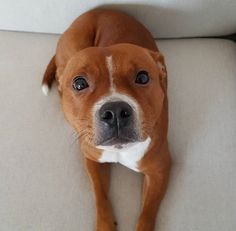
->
[96,135,142,151]
[97,135,137,149]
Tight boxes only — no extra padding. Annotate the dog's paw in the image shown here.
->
[136,219,155,231]
[96,220,117,231]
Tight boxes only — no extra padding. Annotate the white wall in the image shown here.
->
[0,0,236,38]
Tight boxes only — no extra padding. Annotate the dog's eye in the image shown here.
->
[135,71,149,85]
[72,76,89,91]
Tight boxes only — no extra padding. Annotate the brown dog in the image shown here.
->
[42,8,171,231]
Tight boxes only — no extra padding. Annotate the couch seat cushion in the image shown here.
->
[0,30,235,231]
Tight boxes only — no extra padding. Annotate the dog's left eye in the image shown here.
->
[135,71,149,85]
[72,76,89,91]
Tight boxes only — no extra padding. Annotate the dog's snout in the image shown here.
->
[95,100,138,146]
[99,101,133,128]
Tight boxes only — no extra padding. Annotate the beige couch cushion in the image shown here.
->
[0,30,235,230]
[1,0,236,38]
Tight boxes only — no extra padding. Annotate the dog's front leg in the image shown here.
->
[85,158,116,231]
[136,147,171,231]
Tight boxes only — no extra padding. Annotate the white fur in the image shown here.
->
[106,56,114,92]
[92,92,140,117]
[93,56,147,172]
[41,84,49,96]
[97,137,151,172]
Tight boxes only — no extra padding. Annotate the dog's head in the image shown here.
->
[59,43,167,151]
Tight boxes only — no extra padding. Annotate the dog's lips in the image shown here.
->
[97,136,137,149]
[98,135,136,147]
[96,135,148,152]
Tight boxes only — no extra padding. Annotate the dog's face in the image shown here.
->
[60,44,166,150]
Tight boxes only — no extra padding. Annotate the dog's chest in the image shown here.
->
[98,137,151,172]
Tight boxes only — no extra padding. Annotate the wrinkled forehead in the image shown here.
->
[65,45,155,78]
[64,47,107,77]
[107,44,155,68]
[107,45,158,78]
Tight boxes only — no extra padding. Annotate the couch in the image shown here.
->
[0,0,236,230]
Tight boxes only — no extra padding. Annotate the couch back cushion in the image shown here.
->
[0,0,236,38]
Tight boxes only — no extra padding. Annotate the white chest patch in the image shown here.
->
[97,137,151,172]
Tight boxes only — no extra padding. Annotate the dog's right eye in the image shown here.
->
[72,76,89,91]
[135,70,149,85]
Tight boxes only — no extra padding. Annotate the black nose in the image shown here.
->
[99,101,133,128]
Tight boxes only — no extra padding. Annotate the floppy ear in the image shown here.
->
[148,50,167,92]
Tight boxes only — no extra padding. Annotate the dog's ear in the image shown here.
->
[147,50,167,91]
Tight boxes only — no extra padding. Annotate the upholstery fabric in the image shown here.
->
[0,0,236,38]
[0,30,236,230]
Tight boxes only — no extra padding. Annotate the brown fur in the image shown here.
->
[42,9,171,231]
